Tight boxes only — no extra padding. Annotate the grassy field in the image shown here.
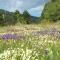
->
[0,22,60,60]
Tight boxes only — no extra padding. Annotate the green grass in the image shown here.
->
[0,23,60,60]
[0,35,60,60]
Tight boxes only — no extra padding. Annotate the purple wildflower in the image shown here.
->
[1,33,25,40]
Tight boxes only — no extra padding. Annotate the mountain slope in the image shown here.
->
[41,0,60,22]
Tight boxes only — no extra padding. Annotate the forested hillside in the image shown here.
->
[0,0,60,26]
[41,0,60,22]
[0,9,39,26]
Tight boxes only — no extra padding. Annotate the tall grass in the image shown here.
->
[0,23,60,60]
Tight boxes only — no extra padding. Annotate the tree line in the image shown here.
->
[0,9,38,26]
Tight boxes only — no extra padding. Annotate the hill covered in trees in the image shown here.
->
[1,0,60,26]
[0,9,39,26]
[41,0,60,22]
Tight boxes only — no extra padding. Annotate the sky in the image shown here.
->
[0,0,48,17]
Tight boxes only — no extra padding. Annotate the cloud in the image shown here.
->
[0,0,24,12]
[0,0,47,11]
[0,0,48,16]
[28,5,45,17]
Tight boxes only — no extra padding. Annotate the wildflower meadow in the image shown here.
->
[0,23,60,60]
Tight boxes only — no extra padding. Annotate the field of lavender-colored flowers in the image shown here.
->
[0,23,60,60]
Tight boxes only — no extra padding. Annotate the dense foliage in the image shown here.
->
[41,0,60,22]
[0,9,39,26]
